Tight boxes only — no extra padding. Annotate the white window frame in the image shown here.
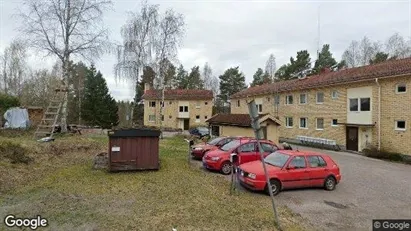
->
[285,117,293,128]
[286,95,293,105]
[148,115,156,122]
[316,118,324,130]
[396,83,407,94]
[331,119,338,127]
[316,92,324,104]
[299,117,308,129]
[195,115,200,123]
[256,104,263,113]
[331,91,338,99]
[299,93,307,105]
[395,120,406,131]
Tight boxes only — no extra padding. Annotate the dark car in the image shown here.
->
[189,127,210,138]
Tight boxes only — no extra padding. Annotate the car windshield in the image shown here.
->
[220,140,241,151]
[264,151,290,168]
[207,137,224,145]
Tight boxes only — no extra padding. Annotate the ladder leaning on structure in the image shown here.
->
[33,87,68,139]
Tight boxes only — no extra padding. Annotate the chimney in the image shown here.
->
[320,67,332,74]
[144,83,151,93]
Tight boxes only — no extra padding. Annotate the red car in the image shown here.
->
[202,139,281,175]
[238,150,341,195]
[191,136,237,159]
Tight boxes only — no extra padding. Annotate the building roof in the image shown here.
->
[231,57,411,99]
[142,89,213,100]
[206,113,281,127]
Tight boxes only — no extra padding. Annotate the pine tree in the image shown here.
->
[82,65,119,128]
[174,64,188,89]
[218,66,247,101]
[312,44,337,74]
[251,68,271,86]
[187,66,204,89]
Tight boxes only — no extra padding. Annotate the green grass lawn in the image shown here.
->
[0,132,310,231]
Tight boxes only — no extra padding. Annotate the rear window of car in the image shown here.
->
[308,156,327,167]
[207,137,224,145]
[220,140,241,151]
[260,143,277,153]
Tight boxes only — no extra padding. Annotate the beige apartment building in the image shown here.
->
[142,84,213,130]
[230,58,411,156]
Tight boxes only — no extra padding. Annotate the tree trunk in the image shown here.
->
[60,58,69,133]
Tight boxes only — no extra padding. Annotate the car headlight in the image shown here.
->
[194,147,203,150]
[248,173,256,179]
[211,156,220,161]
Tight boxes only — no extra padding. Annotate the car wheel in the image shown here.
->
[220,161,232,175]
[324,176,336,191]
[266,179,281,196]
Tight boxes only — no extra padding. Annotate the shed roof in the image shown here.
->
[142,89,213,100]
[231,57,411,99]
[108,128,161,137]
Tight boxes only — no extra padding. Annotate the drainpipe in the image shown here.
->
[375,78,381,150]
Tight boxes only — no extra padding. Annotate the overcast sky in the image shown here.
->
[1,0,410,101]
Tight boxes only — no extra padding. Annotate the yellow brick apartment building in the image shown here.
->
[230,58,411,156]
[142,84,213,130]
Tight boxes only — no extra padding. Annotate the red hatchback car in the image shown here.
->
[238,150,341,195]
[191,136,247,159]
[202,139,281,175]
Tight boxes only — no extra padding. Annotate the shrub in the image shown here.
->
[362,146,404,162]
[0,141,33,164]
[0,93,20,111]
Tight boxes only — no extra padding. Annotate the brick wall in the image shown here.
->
[144,99,213,130]
[231,75,411,155]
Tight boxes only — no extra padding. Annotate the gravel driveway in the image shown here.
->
[192,145,411,231]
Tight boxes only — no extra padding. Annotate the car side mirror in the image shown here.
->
[286,164,296,170]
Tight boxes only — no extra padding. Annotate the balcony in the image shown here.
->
[178,112,189,118]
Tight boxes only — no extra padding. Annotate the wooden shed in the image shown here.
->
[108,128,161,172]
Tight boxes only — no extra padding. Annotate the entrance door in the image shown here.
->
[183,119,190,130]
[346,127,359,151]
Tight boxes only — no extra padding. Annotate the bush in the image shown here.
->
[0,93,20,111]
[0,141,33,164]
[363,146,404,162]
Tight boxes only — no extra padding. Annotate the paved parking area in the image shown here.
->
[192,145,411,231]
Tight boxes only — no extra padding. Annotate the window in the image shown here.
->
[299,117,308,129]
[360,98,370,111]
[160,101,164,107]
[332,91,338,99]
[288,156,306,169]
[261,143,278,153]
[316,118,324,130]
[149,101,156,107]
[169,115,172,119]
[285,117,293,128]
[274,95,280,105]
[316,92,324,104]
[349,98,358,111]
[148,115,156,122]
[267,97,270,102]
[286,95,293,105]
[256,104,262,113]
[395,120,406,131]
[396,83,407,93]
[205,102,208,105]
[237,100,240,107]
[299,94,307,104]
[195,115,200,123]
[179,106,189,112]
[169,101,172,105]
[238,143,256,153]
[307,156,327,167]
[205,116,208,120]
[161,115,164,121]
[196,101,200,109]
[332,119,338,126]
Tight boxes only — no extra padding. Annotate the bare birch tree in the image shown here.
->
[342,37,380,67]
[0,39,28,96]
[202,62,219,101]
[18,0,112,132]
[115,1,185,128]
[265,54,277,81]
[385,33,411,58]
